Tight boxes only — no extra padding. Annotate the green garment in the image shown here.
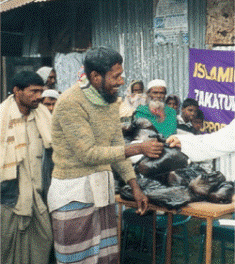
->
[134,104,177,138]
[1,203,53,264]
[82,84,109,106]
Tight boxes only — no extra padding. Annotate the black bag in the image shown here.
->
[124,117,189,181]
[120,176,192,210]
[167,163,209,187]
[135,145,189,182]
[189,171,226,199]
[207,181,235,204]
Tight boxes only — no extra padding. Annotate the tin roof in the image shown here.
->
[0,0,53,13]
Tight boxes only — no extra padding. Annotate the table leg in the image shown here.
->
[205,217,213,264]
[117,203,122,264]
[152,211,156,264]
[165,212,173,264]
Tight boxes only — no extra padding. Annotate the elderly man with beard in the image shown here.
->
[134,79,177,138]
[47,47,164,264]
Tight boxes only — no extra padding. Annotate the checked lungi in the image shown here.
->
[51,201,119,264]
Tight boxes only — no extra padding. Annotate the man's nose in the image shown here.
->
[48,105,54,113]
[36,91,43,99]
[118,77,125,86]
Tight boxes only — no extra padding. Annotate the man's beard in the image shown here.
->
[98,78,119,104]
[148,99,165,121]
[148,99,165,111]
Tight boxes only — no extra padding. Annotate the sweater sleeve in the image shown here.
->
[53,98,126,166]
[177,119,235,162]
[110,116,136,183]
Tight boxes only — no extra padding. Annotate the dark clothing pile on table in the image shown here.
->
[115,118,234,209]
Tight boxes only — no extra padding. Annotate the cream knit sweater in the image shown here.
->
[51,83,136,182]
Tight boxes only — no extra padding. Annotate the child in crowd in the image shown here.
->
[165,94,181,114]
[177,98,199,134]
[192,109,204,134]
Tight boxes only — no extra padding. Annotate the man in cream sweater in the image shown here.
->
[48,47,164,264]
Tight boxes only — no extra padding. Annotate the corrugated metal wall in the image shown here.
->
[92,0,195,100]
[92,0,154,97]
[188,0,207,49]
[92,0,235,181]
[91,0,207,100]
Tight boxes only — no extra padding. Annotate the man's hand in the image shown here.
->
[128,178,148,215]
[125,139,164,159]
[140,140,164,158]
[166,135,181,148]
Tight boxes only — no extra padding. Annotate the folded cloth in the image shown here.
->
[0,95,52,182]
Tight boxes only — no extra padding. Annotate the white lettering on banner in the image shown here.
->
[194,89,235,112]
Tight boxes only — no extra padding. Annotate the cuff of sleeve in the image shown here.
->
[118,159,137,183]
[111,145,126,162]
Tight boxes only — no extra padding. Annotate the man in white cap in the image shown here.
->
[36,66,57,89]
[134,79,177,138]
[41,89,60,113]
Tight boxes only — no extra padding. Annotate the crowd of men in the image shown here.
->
[1,46,234,264]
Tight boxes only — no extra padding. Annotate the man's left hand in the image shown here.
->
[128,178,149,215]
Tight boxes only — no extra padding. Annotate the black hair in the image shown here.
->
[165,94,180,106]
[181,98,199,109]
[131,80,144,93]
[12,71,44,92]
[83,47,123,80]
[194,109,204,120]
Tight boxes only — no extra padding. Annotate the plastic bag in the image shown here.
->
[207,181,234,204]
[189,171,226,200]
[167,163,208,187]
[135,146,189,182]
[120,176,192,209]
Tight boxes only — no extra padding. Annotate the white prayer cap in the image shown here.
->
[36,66,53,84]
[41,89,60,100]
[147,79,166,91]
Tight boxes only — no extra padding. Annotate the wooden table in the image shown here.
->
[116,195,235,264]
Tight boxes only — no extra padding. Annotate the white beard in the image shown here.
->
[148,100,165,111]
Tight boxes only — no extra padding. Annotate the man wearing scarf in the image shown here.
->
[0,71,53,264]
[134,79,177,138]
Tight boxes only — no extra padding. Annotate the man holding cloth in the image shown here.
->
[48,47,164,263]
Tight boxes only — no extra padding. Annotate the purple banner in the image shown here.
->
[188,48,235,133]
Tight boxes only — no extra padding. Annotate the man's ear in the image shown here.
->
[13,86,20,95]
[90,71,102,88]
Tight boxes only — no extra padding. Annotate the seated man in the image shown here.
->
[134,79,177,138]
[177,98,199,134]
